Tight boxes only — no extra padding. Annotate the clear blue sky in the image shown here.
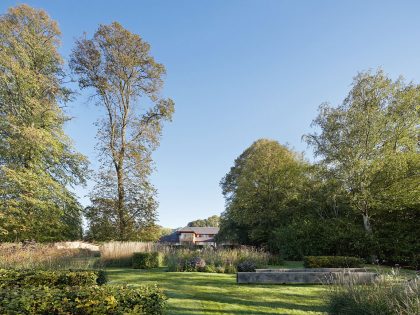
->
[2,1,420,228]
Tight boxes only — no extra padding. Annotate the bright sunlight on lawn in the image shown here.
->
[107,268,328,315]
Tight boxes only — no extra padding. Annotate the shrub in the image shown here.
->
[224,264,237,274]
[132,252,162,269]
[216,266,225,273]
[183,257,206,271]
[203,264,217,273]
[237,260,257,272]
[304,256,364,268]
[0,269,107,288]
[0,284,167,315]
[326,272,419,315]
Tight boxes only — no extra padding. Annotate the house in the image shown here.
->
[159,226,219,246]
[178,227,219,246]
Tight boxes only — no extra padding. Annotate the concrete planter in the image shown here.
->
[237,269,378,284]
[255,268,367,273]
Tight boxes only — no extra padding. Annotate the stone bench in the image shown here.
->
[237,270,378,284]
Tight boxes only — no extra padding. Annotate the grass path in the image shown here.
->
[107,268,327,315]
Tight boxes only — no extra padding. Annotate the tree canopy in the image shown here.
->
[187,215,220,227]
[0,5,88,241]
[218,139,308,246]
[305,70,420,233]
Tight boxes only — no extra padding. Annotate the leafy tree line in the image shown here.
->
[187,215,220,227]
[0,5,174,241]
[217,70,419,267]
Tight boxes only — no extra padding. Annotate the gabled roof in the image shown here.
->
[177,227,219,234]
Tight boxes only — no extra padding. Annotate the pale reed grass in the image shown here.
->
[326,269,420,315]
[99,241,165,267]
[0,242,97,270]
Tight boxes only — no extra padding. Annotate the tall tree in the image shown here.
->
[70,22,174,240]
[305,70,420,233]
[0,5,88,241]
[218,139,308,245]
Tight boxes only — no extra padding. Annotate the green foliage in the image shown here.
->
[270,219,374,260]
[305,70,420,234]
[70,22,174,241]
[237,261,256,272]
[132,252,162,269]
[219,70,419,267]
[188,215,220,227]
[326,273,419,315]
[0,284,167,315]
[303,256,364,268]
[373,208,420,269]
[183,257,206,271]
[0,5,88,241]
[0,269,106,288]
[219,139,309,246]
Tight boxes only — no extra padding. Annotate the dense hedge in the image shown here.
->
[132,252,162,269]
[304,256,364,268]
[0,284,167,315]
[0,269,107,288]
[237,261,257,272]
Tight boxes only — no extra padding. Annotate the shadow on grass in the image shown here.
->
[107,268,327,314]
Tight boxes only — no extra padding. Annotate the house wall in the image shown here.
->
[179,232,216,245]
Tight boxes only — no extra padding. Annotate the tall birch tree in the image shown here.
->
[70,22,174,240]
[305,70,420,234]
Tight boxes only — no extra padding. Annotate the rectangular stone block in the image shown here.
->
[237,271,378,284]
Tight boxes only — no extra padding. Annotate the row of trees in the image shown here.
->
[187,215,220,227]
[217,70,419,266]
[0,5,174,241]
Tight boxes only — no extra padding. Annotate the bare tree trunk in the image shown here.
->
[116,164,125,240]
[362,213,372,233]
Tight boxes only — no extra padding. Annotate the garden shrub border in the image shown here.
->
[0,284,167,315]
[304,256,364,268]
[132,252,162,269]
[0,269,107,288]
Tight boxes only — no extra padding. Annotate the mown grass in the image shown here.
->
[107,267,328,315]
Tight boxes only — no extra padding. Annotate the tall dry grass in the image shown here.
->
[165,247,276,272]
[326,269,420,315]
[0,243,98,270]
[99,242,164,267]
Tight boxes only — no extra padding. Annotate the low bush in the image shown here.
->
[224,264,237,274]
[0,269,107,288]
[326,272,419,315]
[132,252,162,269]
[216,266,225,273]
[237,260,256,272]
[203,264,217,273]
[304,256,364,268]
[184,257,206,271]
[0,284,167,315]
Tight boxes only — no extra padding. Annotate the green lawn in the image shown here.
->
[107,268,327,315]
